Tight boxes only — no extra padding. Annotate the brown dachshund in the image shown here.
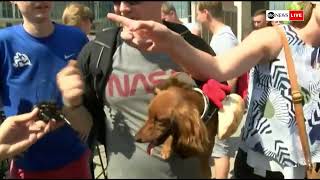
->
[135,77,218,178]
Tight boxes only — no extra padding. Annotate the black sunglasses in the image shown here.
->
[112,1,142,6]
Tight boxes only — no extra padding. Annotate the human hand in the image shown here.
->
[0,108,55,160]
[107,13,178,53]
[56,60,84,108]
[56,60,92,141]
[201,79,232,109]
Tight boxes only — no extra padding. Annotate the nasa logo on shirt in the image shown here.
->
[13,52,32,68]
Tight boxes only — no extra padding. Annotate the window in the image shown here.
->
[169,1,191,22]
[1,2,13,18]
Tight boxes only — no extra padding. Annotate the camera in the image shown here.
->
[34,101,67,123]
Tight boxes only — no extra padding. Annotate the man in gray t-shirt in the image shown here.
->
[76,1,218,179]
[196,1,239,179]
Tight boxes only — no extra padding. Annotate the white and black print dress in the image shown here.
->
[242,24,320,171]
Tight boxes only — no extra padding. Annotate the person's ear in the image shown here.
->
[203,9,210,17]
[169,10,175,16]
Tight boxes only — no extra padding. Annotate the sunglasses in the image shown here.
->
[112,1,142,6]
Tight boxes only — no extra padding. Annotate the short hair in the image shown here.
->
[62,2,94,27]
[161,2,176,14]
[253,9,266,17]
[253,9,272,26]
[197,1,223,19]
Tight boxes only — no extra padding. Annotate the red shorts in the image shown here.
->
[9,149,92,179]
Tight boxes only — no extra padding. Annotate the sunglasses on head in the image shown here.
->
[112,1,142,6]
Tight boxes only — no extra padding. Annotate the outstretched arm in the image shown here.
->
[107,13,283,81]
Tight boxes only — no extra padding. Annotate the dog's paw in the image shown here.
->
[161,146,172,160]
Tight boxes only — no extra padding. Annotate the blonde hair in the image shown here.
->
[62,2,93,27]
[290,1,314,29]
[161,2,176,15]
[197,1,223,18]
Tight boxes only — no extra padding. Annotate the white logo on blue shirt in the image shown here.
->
[13,52,32,68]
[64,53,75,60]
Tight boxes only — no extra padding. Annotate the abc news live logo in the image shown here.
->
[266,10,304,21]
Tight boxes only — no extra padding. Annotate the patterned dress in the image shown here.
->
[241,24,320,170]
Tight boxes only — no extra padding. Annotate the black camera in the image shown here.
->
[34,101,67,123]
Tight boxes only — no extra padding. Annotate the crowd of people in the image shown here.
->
[0,1,319,179]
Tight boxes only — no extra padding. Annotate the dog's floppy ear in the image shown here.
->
[153,78,171,94]
[153,77,179,94]
[172,72,197,87]
[153,74,195,95]
[171,102,210,155]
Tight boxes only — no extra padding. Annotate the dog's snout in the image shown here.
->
[134,134,143,143]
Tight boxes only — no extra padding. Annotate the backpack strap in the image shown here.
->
[78,27,121,147]
[90,27,122,102]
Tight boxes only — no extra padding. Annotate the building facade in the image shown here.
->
[0,1,191,31]
[0,1,116,31]
[0,1,293,43]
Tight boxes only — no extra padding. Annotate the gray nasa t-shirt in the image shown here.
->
[103,42,203,178]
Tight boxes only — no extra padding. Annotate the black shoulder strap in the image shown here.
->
[78,27,121,147]
[89,27,121,102]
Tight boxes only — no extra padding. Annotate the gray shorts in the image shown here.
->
[211,136,239,158]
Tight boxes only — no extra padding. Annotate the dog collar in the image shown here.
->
[192,87,217,124]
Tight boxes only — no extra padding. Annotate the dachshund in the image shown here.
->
[135,77,219,178]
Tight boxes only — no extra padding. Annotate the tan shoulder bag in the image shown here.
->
[274,26,319,179]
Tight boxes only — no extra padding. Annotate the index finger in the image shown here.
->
[107,13,133,28]
[107,13,153,31]
[10,108,39,123]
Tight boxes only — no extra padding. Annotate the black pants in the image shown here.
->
[234,148,284,179]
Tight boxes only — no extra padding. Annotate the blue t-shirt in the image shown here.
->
[0,23,89,171]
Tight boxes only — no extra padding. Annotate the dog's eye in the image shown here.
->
[153,116,160,123]
[154,117,171,126]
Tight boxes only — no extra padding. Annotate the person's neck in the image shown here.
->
[208,19,225,35]
[23,20,54,38]
[298,18,320,47]
[174,18,183,25]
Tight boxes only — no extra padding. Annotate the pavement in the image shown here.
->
[93,145,108,179]
[92,114,247,179]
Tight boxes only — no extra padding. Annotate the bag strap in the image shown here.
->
[90,27,121,102]
[274,26,313,170]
